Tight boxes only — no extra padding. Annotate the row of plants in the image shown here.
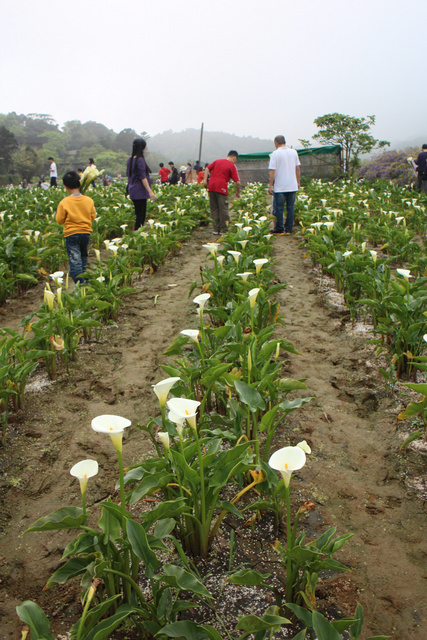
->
[16,184,386,639]
[0,184,211,443]
[294,179,427,378]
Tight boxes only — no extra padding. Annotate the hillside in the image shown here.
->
[147,128,273,165]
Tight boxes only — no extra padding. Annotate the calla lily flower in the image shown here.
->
[253,258,268,274]
[94,248,101,262]
[323,221,334,229]
[227,250,241,263]
[396,268,413,279]
[342,251,353,258]
[237,272,252,282]
[369,250,377,263]
[242,226,252,234]
[217,255,225,266]
[91,414,132,452]
[96,275,105,282]
[158,431,170,451]
[202,243,219,256]
[268,445,306,487]
[152,376,180,407]
[248,287,260,309]
[181,329,200,342]
[70,459,98,494]
[310,222,323,229]
[168,410,185,437]
[234,222,244,229]
[166,397,201,431]
[44,289,55,310]
[193,293,211,317]
[423,334,427,343]
[239,240,248,249]
[297,440,311,454]
[361,242,366,252]
[50,271,64,285]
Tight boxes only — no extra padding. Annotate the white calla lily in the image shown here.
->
[268,445,306,487]
[152,377,180,407]
[158,431,170,451]
[70,459,98,494]
[396,268,413,279]
[253,258,268,274]
[227,250,241,263]
[166,397,201,431]
[248,287,260,309]
[181,329,200,342]
[91,415,131,452]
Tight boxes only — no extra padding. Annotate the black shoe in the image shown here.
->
[270,229,284,235]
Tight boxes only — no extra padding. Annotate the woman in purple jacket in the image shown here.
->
[126,138,156,230]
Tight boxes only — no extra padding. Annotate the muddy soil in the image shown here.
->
[0,225,426,640]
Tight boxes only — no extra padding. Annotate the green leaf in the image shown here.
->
[278,397,313,415]
[236,613,290,632]
[258,406,280,433]
[127,518,160,574]
[398,397,427,420]
[70,595,122,638]
[158,620,212,639]
[157,564,212,598]
[349,603,364,639]
[400,430,424,448]
[218,500,244,518]
[286,603,313,627]
[234,380,265,411]
[25,506,85,532]
[16,601,55,640]
[312,612,342,640]
[85,604,135,640]
[98,503,121,542]
[227,568,271,587]
[277,378,308,392]
[47,557,94,586]
[153,518,176,539]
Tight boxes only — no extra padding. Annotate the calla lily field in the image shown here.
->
[0,177,426,639]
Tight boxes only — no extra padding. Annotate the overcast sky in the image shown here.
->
[1,0,426,148]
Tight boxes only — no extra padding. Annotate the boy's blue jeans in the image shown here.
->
[65,233,90,283]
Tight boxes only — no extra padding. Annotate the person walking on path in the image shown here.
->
[158,162,171,185]
[48,157,57,187]
[414,144,427,193]
[204,150,240,235]
[268,135,301,235]
[56,170,96,283]
[126,138,156,230]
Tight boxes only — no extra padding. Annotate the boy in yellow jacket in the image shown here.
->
[56,171,97,283]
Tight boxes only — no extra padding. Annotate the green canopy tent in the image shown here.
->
[236,145,341,186]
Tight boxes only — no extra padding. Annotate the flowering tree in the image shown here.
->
[358,147,420,187]
[300,113,390,175]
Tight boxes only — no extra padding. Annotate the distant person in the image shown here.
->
[268,135,301,235]
[179,165,187,183]
[193,160,202,174]
[126,138,156,230]
[204,150,241,235]
[168,161,179,185]
[48,157,57,187]
[87,158,97,189]
[159,162,171,185]
[56,170,96,283]
[197,167,204,184]
[185,162,193,184]
[414,144,427,193]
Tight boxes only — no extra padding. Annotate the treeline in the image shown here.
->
[0,112,273,186]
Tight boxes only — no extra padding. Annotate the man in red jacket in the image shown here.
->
[204,150,241,235]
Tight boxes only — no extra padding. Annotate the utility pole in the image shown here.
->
[198,122,204,162]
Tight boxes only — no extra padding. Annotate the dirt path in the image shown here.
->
[0,225,426,639]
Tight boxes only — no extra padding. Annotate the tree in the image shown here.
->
[300,113,390,175]
[12,145,42,181]
[0,126,18,173]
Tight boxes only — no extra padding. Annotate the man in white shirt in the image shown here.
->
[268,135,301,235]
[48,157,57,187]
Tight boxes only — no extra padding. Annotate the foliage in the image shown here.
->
[12,144,43,181]
[358,147,420,187]
[300,113,390,175]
